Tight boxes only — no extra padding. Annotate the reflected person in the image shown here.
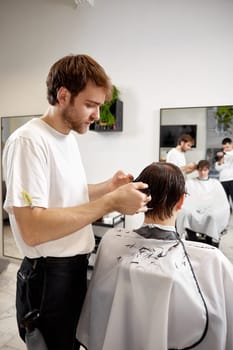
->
[166,133,196,174]
[176,160,230,247]
[2,54,150,350]
[215,137,233,211]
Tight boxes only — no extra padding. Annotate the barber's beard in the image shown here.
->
[61,106,85,134]
[180,145,187,152]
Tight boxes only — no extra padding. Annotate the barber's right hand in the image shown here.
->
[189,162,197,170]
[109,181,151,215]
[216,151,224,157]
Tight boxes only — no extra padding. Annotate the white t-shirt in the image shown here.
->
[166,147,186,167]
[215,149,233,182]
[3,118,95,258]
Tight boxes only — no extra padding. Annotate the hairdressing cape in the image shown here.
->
[77,228,233,350]
[176,177,230,240]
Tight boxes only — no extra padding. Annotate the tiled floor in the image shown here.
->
[0,262,25,350]
[1,216,233,350]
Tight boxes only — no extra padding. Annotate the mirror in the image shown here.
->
[159,105,233,178]
[159,105,233,262]
[1,115,41,259]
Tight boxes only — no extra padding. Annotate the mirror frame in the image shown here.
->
[159,105,233,176]
[1,114,41,260]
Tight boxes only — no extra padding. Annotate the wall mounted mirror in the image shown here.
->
[159,105,233,177]
[1,115,41,259]
[160,105,233,263]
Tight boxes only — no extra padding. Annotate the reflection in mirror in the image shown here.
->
[1,115,41,259]
[159,105,233,177]
[159,105,233,263]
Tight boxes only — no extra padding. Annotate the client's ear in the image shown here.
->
[176,193,185,210]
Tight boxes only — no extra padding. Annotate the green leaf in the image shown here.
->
[99,85,119,126]
[216,105,233,125]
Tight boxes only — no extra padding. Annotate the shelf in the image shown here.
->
[92,213,125,228]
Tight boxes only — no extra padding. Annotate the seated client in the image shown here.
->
[77,162,233,350]
[176,159,230,247]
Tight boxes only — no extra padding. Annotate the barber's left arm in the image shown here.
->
[180,162,197,174]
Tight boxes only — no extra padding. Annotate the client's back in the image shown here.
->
[77,162,233,350]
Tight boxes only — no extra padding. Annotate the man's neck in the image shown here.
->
[176,145,184,153]
[41,107,70,135]
[144,216,176,227]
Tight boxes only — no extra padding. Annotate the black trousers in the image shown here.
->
[16,254,88,350]
[221,180,233,206]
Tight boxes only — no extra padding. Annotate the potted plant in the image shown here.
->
[98,85,120,129]
[215,105,233,132]
[90,85,123,132]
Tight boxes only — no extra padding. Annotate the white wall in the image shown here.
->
[1,0,233,233]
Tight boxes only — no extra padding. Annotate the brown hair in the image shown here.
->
[135,162,186,220]
[46,54,113,105]
[177,134,194,145]
[197,160,210,170]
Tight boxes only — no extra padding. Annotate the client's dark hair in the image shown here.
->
[135,162,186,220]
[197,160,210,170]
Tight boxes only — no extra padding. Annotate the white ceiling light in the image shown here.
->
[74,0,94,6]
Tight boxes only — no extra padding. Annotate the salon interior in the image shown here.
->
[1,0,233,349]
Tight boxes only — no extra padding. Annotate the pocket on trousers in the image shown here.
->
[16,259,44,326]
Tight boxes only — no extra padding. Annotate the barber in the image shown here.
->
[2,54,150,350]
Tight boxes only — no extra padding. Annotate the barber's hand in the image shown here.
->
[216,151,224,157]
[109,170,134,191]
[216,152,225,164]
[110,181,151,215]
[185,162,197,173]
[189,162,197,170]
